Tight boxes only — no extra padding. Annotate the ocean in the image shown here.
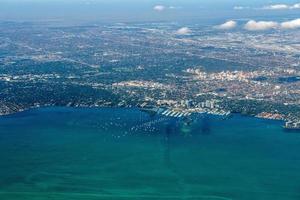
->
[0,107,300,200]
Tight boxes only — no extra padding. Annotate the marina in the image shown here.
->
[284,121,300,131]
[145,107,231,119]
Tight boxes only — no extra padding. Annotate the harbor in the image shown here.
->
[284,121,300,131]
[139,99,232,119]
[139,104,231,119]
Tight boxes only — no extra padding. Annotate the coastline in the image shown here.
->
[0,105,286,126]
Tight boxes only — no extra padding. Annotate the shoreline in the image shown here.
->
[2,106,300,132]
[0,105,286,124]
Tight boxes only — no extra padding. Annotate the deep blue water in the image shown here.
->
[0,107,300,200]
[278,76,300,83]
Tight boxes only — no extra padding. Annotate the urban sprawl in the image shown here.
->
[0,21,299,129]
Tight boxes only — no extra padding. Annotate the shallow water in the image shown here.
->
[0,107,300,200]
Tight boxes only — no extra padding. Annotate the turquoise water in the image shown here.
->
[1,107,300,200]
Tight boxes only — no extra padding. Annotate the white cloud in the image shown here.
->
[216,20,237,30]
[262,3,300,10]
[217,18,300,31]
[153,5,165,12]
[153,5,180,11]
[244,20,279,31]
[234,6,250,10]
[281,18,300,29]
[176,27,191,35]
[263,4,289,10]
[235,3,300,10]
[233,6,244,10]
[169,6,181,10]
[291,3,300,9]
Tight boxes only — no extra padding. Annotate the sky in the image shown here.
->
[0,0,299,23]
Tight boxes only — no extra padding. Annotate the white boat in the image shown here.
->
[162,110,169,115]
[174,112,180,117]
[170,112,176,117]
[165,111,172,116]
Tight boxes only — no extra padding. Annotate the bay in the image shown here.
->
[0,107,300,200]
